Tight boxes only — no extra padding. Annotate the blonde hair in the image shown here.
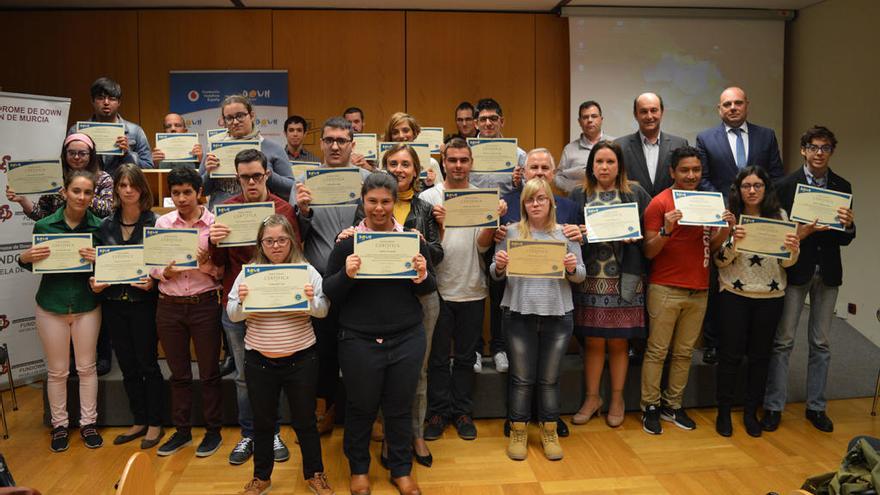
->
[251,215,305,264]
[384,112,421,142]
[517,178,557,239]
[380,142,422,192]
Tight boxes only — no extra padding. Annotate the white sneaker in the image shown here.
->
[473,352,483,373]
[494,351,509,373]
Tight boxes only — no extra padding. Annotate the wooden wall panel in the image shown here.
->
[406,12,536,151]
[535,14,569,161]
[137,10,274,143]
[0,11,140,128]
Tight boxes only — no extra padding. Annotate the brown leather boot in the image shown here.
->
[350,474,371,495]
[390,475,421,495]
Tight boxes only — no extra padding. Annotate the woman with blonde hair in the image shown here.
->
[384,112,443,188]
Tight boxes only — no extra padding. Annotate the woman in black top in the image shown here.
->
[89,164,164,449]
[323,173,435,495]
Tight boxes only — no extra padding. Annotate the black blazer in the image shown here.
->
[615,131,689,197]
[95,209,159,301]
[777,167,855,286]
[696,122,784,194]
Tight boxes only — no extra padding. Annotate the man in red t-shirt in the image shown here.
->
[639,146,734,435]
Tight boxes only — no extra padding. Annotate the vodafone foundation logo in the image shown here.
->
[187,90,200,102]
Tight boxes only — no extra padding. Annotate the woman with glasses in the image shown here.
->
[384,112,444,188]
[714,166,799,437]
[201,95,294,207]
[491,178,585,461]
[6,134,114,220]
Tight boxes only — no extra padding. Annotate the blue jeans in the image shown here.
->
[764,273,838,412]
[505,310,573,422]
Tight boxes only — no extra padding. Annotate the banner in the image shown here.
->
[169,70,288,149]
[0,91,71,386]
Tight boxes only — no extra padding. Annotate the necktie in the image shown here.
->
[732,128,746,168]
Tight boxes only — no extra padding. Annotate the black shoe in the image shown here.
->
[141,427,165,450]
[157,431,193,456]
[702,347,718,365]
[113,426,147,445]
[273,433,289,462]
[423,415,447,441]
[556,418,569,438]
[761,410,781,432]
[413,443,433,468]
[503,419,511,438]
[715,407,732,437]
[454,415,477,440]
[50,426,69,453]
[805,409,834,433]
[642,404,662,435]
[743,408,762,437]
[660,405,696,430]
[219,356,235,377]
[627,347,644,364]
[80,423,103,449]
[228,437,253,464]
[96,358,112,377]
[197,431,222,457]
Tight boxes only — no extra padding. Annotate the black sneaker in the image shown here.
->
[660,406,696,430]
[761,410,781,432]
[423,415,447,441]
[806,409,834,433]
[642,404,662,435]
[273,433,290,462]
[556,418,570,438]
[715,407,732,437]
[80,424,104,449]
[702,347,718,365]
[197,431,222,458]
[454,415,477,440]
[157,431,193,457]
[228,437,253,465]
[50,426,69,453]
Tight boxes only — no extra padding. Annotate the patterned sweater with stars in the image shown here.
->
[714,210,800,299]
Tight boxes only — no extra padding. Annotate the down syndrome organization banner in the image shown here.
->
[170,70,288,149]
[0,91,71,386]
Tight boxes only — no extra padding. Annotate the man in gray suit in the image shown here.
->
[616,93,688,197]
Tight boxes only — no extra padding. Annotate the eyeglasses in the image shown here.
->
[477,115,500,123]
[739,183,765,191]
[260,237,291,248]
[66,150,90,159]
[237,173,267,183]
[804,144,834,153]
[524,196,549,206]
[321,137,352,147]
[223,112,250,124]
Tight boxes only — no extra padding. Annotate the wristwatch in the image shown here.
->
[659,226,672,237]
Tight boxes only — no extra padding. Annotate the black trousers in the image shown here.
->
[427,299,484,419]
[311,304,340,406]
[245,348,323,481]
[104,299,164,426]
[701,263,721,348]
[339,325,425,478]
[716,290,784,408]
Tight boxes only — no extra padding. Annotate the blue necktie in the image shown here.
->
[732,128,746,168]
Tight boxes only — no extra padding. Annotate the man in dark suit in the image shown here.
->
[762,125,855,434]
[616,93,688,197]
[696,87,784,194]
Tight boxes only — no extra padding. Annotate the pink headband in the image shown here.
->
[64,133,95,150]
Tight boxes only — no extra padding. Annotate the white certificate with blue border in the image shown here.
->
[353,133,378,160]
[414,127,444,154]
[209,140,260,178]
[354,232,419,279]
[6,159,63,195]
[735,215,797,261]
[290,160,321,179]
[584,202,642,243]
[155,133,199,162]
[214,202,275,247]
[305,167,362,207]
[443,188,499,228]
[76,121,125,156]
[378,142,431,174]
[143,227,199,268]
[672,190,726,227]
[467,138,518,174]
[789,183,852,232]
[242,264,310,313]
[207,128,228,143]
[95,245,146,284]
[32,233,93,274]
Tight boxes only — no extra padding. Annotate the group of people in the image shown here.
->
[5,76,857,495]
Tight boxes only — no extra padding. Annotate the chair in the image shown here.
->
[115,452,156,495]
[0,344,19,440]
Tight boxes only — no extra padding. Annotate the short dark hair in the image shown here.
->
[443,137,472,158]
[578,100,603,117]
[475,98,503,117]
[234,149,267,171]
[343,107,364,120]
[361,172,398,201]
[322,116,354,139]
[284,115,308,132]
[728,166,783,220]
[669,145,701,170]
[167,165,202,191]
[800,125,837,149]
[90,77,122,100]
[455,101,475,115]
[633,93,664,113]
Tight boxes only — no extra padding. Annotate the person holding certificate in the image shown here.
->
[201,95,294,207]
[713,166,800,437]
[226,214,335,495]
[763,126,856,434]
[17,170,103,453]
[490,178,585,461]
[568,141,651,429]
[470,98,526,195]
[383,112,443,188]
[152,113,203,169]
[323,173,435,495]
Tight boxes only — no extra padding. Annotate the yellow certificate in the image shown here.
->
[76,121,125,155]
[143,227,199,268]
[95,245,146,284]
[735,215,797,260]
[443,188,499,228]
[209,140,260,178]
[507,239,566,279]
[155,133,199,162]
[353,133,378,160]
[32,233,93,274]
[290,160,321,179]
[378,142,431,171]
[242,264,310,313]
[672,190,727,227]
[354,232,419,279]
[305,167,362,207]
[214,202,275,247]
[207,128,228,143]
[6,159,63,195]
[789,183,852,231]
[414,127,444,154]
[467,138,518,173]
[584,202,642,243]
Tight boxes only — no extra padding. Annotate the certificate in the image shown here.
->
[95,245,146,284]
[354,232,419,279]
[672,190,727,227]
[507,239,566,279]
[155,133,199,162]
[76,121,125,156]
[32,233,93,274]
[304,168,362,207]
[378,142,431,173]
[789,183,852,231]
[209,140,260,178]
[584,202,642,243]
[206,128,227,143]
[214,202,275,247]
[735,215,797,260]
[467,138,518,174]
[353,133,378,160]
[290,160,321,179]
[242,264,310,312]
[6,159,63,195]
[443,188,499,228]
[414,127,444,154]
[143,227,199,268]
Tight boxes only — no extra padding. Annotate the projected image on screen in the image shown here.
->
[569,16,784,145]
